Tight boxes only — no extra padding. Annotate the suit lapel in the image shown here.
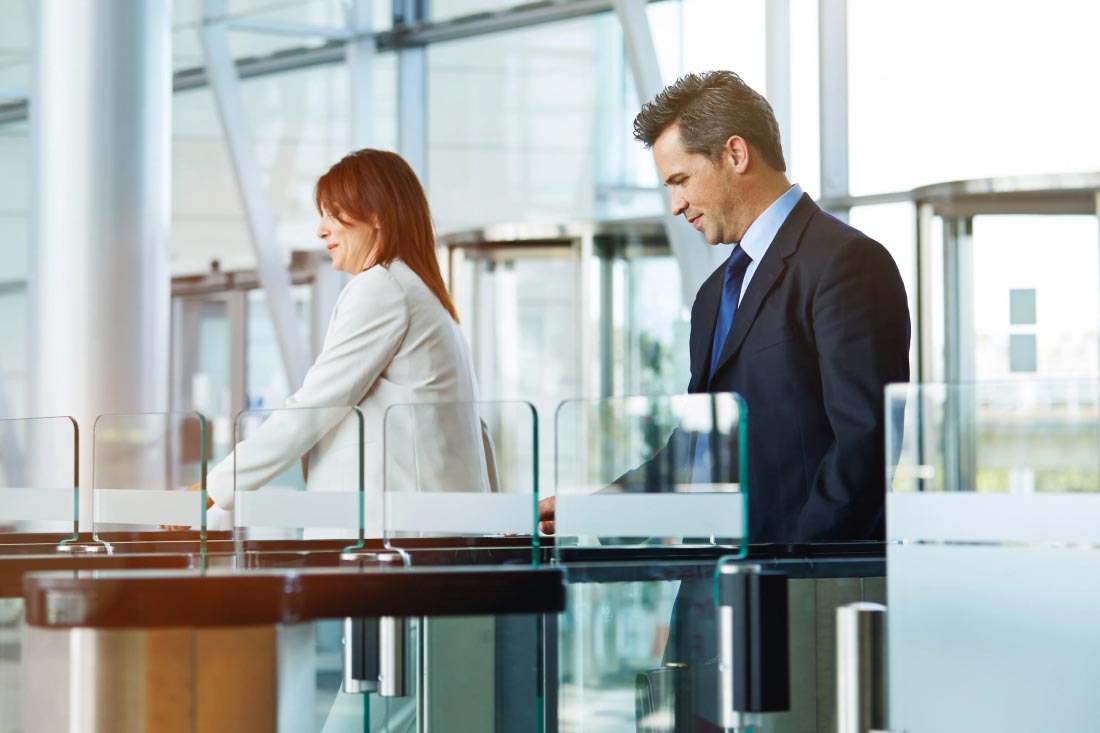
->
[689,263,726,393]
[710,195,819,380]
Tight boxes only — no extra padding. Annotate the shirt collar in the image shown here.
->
[736,183,803,263]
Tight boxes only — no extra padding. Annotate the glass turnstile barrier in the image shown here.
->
[884,380,1100,732]
[229,405,368,547]
[0,415,203,730]
[552,393,747,732]
[18,400,551,733]
[552,393,889,733]
[382,399,538,553]
[90,411,211,550]
[0,416,79,546]
[374,400,541,733]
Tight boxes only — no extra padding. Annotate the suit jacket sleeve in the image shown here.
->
[800,237,910,540]
[206,268,411,509]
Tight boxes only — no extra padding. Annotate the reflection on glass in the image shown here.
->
[888,381,1100,496]
[382,401,535,549]
[228,406,365,543]
[559,572,717,733]
[554,393,747,553]
[0,416,78,540]
[92,412,208,540]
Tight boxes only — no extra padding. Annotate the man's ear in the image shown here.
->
[723,135,751,173]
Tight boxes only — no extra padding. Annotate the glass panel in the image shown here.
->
[0,416,78,541]
[558,565,720,732]
[554,393,747,555]
[428,16,606,231]
[886,380,1100,731]
[229,406,366,544]
[382,401,536,553]
[887,381,1100,541]
[92,412,208,541]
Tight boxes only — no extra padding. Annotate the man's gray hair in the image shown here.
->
[633,70,786,172]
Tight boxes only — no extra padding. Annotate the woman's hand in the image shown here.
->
[538,496,555,535]
[160,482,214,531]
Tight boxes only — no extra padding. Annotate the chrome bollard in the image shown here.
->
[836,602,888,733]
[342,616,380,694]
[340,551,408,697]
[379,615,408,697]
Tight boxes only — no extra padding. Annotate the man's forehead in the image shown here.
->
[653,124,685,155]
[653,125,702,180]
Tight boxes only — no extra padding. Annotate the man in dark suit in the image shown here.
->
[540,71,910,544]
[538,71,909,730]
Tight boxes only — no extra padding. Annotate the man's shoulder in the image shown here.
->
[793,205,890,267]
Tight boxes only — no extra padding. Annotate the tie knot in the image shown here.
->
[727,246,752,275]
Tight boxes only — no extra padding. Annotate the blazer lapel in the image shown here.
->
[689,264,726,393]
[711,195,819,379]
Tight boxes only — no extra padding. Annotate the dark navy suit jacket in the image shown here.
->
[687,194,911,542]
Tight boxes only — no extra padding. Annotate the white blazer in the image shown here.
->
[205,260,489,536]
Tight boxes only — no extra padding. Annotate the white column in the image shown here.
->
[31,0,172,527]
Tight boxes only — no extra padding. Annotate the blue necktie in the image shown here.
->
[709,246,753,379]
[692,246,752,485]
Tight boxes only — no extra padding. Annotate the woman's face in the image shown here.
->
[317,207,379,274]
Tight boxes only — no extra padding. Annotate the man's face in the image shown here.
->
[652,124,741,245]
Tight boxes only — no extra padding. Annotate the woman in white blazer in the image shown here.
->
[199,149,489,537]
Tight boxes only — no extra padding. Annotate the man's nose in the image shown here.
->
[670,194,687,216]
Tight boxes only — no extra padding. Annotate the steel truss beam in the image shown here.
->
[201,0,311,390]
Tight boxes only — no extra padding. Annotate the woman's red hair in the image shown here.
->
[314,149,459,322]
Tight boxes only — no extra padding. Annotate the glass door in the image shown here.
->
[171,292,244,465]
[916,179,1100,384]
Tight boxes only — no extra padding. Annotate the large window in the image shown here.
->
[848,0,1100,195]
[971,215,1100,380]
[427,16,604,232]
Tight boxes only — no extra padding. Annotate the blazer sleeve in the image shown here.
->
[800,237,910,540]
[206,268,411,510]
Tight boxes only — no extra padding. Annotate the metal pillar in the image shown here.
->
[765,0,792,169]
[201,0,310,391]
[836,602,888,733]
[348,0,376,150]
[396,0,429,182]
[612,0,726,307]
[818,0,850,220]
[30,0,173,527]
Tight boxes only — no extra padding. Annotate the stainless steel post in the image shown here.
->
[342,616,380,694]
[836,602,888,733]
[340,551,409,698]
[379,615,408,697]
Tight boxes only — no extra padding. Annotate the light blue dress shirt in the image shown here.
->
[734,183,803,304]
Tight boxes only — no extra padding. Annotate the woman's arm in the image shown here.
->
[206,267,410,509]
